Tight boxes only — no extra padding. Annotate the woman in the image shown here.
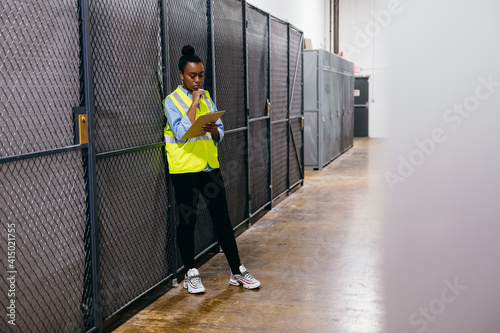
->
[163,45,260,293]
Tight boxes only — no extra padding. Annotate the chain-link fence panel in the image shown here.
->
[270,18,288,122]
[96,147,171,319]
[0,0,82,158]
[249,120,270,213]
[88,0,164,154]
[289,27,303,118]
[168,0,208,93]
[82,163,95,332]
[271,121,288,199]
[247,6,269,119]
[0,151,88,333]
[219,130,248,227]
[213,0,246,130]
[1,1,89,332]
[289,117,302,187]
[87,0,174,320]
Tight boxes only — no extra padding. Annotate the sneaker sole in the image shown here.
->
[229,279,261,289]
[184,281,205,294]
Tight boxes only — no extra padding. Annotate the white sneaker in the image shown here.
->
[229,265,261,289]
[183,268,205,294]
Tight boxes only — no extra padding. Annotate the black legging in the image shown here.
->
[171,168,241,274]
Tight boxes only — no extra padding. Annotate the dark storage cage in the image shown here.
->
[0,0,303,332]
[304,49,354,170]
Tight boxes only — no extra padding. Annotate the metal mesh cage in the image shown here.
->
[96,148,171,319]
[168,0,208,92]
[213,0,246,130]
[249,120,270,213]
[246,6,269,119]
[270,18,288,122]
[219,130,248,227]
[88,0,164,154]
[289,27,303,118]
[289,117,302,187]
[0,0,82,157]
[82,171,95,332]
[0,1,306,331]
[271,121,288,198]
[0,152,87,333]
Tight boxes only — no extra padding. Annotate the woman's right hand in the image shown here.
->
[187,90,204,124]
[192,90,204,105]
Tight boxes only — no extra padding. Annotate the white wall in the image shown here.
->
[247,0,330,51]
[339,0,394,137]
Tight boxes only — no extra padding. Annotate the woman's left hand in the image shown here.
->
[202,122,220,141]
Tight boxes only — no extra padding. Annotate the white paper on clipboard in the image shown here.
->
[180,110,225,140]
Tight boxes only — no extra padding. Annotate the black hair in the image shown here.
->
[178,45,203,72]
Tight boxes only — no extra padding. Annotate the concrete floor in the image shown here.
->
[112,138,385,333]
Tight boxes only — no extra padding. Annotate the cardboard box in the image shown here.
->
[304,38,313,50]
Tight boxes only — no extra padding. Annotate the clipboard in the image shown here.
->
[180,110,225,140]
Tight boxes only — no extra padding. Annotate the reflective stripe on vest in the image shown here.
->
[164,133,213,144]
[163,86,220,174]
[170,90,190,116]
[205,94,215,113]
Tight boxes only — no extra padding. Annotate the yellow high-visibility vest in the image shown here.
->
[163,86,220,174]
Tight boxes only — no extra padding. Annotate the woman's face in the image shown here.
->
[180,62,204,91]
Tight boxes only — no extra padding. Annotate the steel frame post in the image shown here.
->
[268,14,273,205]
[286,24,290,192]
[318,51,323,170]
[243,0,251,224]
[267,14,272,207]
[205,0,221,252]
[207,0,217,103]
[160,0,178,288]
[79,0,102,331]
[334,0,339,54]
[301,34,305,185]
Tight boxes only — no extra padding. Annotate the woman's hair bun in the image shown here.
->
[178,45,203,71]
[182,45,196,57]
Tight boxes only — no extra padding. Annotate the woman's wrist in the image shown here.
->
[211,129,220,141]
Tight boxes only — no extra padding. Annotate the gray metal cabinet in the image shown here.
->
[304,50,354,170]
